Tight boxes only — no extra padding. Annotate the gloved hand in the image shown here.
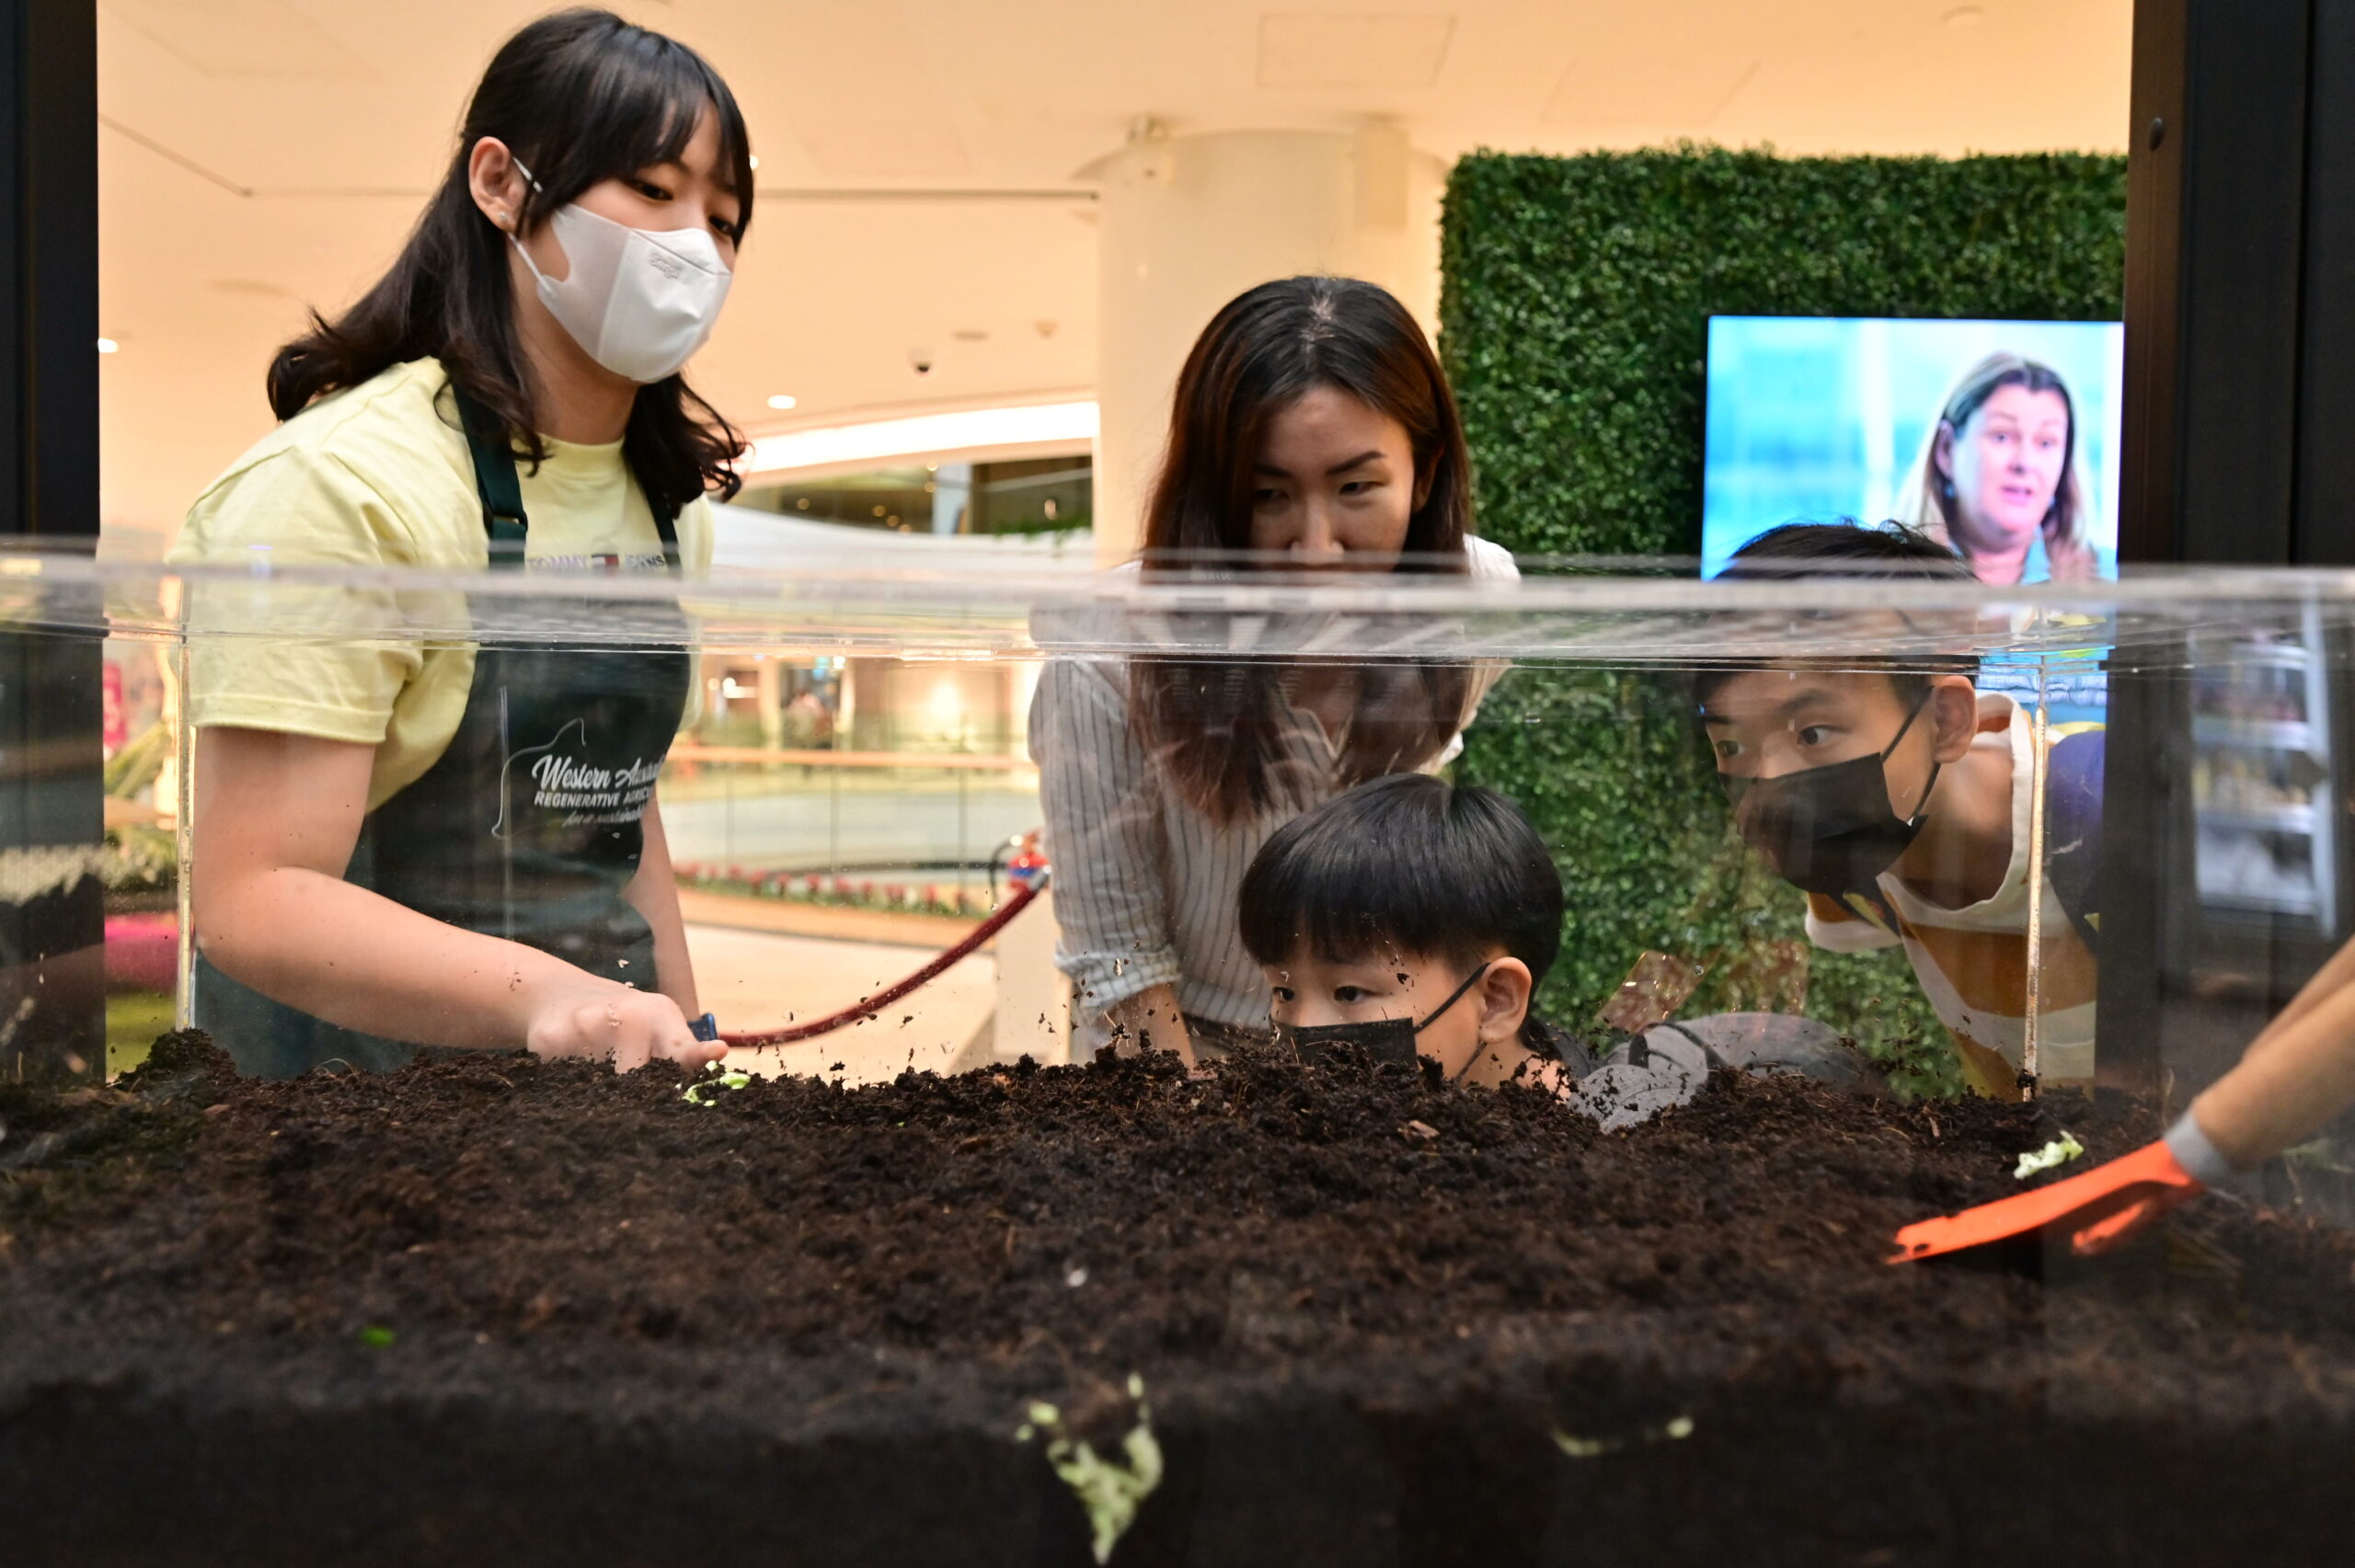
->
[2074,1110,2234,1253]
[1890,1110,2228,1263]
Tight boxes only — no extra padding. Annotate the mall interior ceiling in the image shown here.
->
[97,0,2131,543]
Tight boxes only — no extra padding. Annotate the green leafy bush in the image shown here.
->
[1440,144,2124,1089]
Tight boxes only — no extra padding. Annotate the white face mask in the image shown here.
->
[508,159,733,384]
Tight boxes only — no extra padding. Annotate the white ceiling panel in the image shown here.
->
[1257,14,1458,90]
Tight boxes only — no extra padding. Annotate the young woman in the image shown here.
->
[167,10,748,1077]
[1893,352,2103,584]
[1030,276,1518,1064]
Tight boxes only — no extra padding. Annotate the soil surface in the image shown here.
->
[4,1033,2354,1566]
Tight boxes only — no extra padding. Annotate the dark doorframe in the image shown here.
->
[0,0,101,1079]
[2120,0,2355,567]
[2108,0,2355,1107]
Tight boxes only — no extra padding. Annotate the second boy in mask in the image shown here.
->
[1698,523,2102,1098]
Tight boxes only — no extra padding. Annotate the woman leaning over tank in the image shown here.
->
[168,10,746,1078]
[1029,276,1518,1066]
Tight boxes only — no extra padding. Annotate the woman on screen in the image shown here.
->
[1895,352,2101,584]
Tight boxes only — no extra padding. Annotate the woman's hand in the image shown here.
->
[193,728,725,1065]
[519,975,725,1071]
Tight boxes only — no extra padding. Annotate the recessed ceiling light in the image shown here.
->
[96,338,119,353]
[766,394,798,410]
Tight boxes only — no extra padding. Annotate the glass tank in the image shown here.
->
[3,543,2352,1562]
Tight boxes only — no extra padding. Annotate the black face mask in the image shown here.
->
[1723,690,1942,897]
[1277,964,1490,1070]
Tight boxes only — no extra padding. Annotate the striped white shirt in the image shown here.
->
[1029,539,1520,1042]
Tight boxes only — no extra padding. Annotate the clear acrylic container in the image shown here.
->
[3,544,2351,1112]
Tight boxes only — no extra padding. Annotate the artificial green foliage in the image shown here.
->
[1441,144,2124,1091]
[1440,145,2128,558]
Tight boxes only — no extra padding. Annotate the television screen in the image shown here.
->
[1701,315,2125,582]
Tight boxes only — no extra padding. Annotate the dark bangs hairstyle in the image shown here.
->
[1238,773,1564,988]
[1694,521,1982,711]
[1131,276,1477,826]
[266,8,754,515]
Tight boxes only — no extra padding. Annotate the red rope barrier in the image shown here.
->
[718,877,1046,1049]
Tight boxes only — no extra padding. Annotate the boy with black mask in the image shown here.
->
[1700,522,2102,1099]
[1238,773,1591,1090]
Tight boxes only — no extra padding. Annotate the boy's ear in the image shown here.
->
[1476,958,1534,1045]
[1927,676,1979,764]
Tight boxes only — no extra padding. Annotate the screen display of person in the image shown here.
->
[1701,315,2124,585]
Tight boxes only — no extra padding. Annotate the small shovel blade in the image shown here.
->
[1888,1140,2201,1264]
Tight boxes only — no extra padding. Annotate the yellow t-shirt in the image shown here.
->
[168,357,713,812]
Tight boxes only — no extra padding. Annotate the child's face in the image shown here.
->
[1699,668,1974,809]
[1699,665,1980,893]
[1263,945,1531,1080]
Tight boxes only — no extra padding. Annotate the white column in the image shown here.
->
[931,461,972,535]
[1082,122,1446,564]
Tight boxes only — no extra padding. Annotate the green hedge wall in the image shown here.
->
[1439,145,2127,1089]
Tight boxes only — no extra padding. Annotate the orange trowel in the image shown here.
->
[1888,1139,2206,1264]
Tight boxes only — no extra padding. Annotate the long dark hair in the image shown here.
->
[1130,276,1477,825]
[265,9,754,513]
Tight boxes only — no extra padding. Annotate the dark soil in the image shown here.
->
[4,1033,2354,1567]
